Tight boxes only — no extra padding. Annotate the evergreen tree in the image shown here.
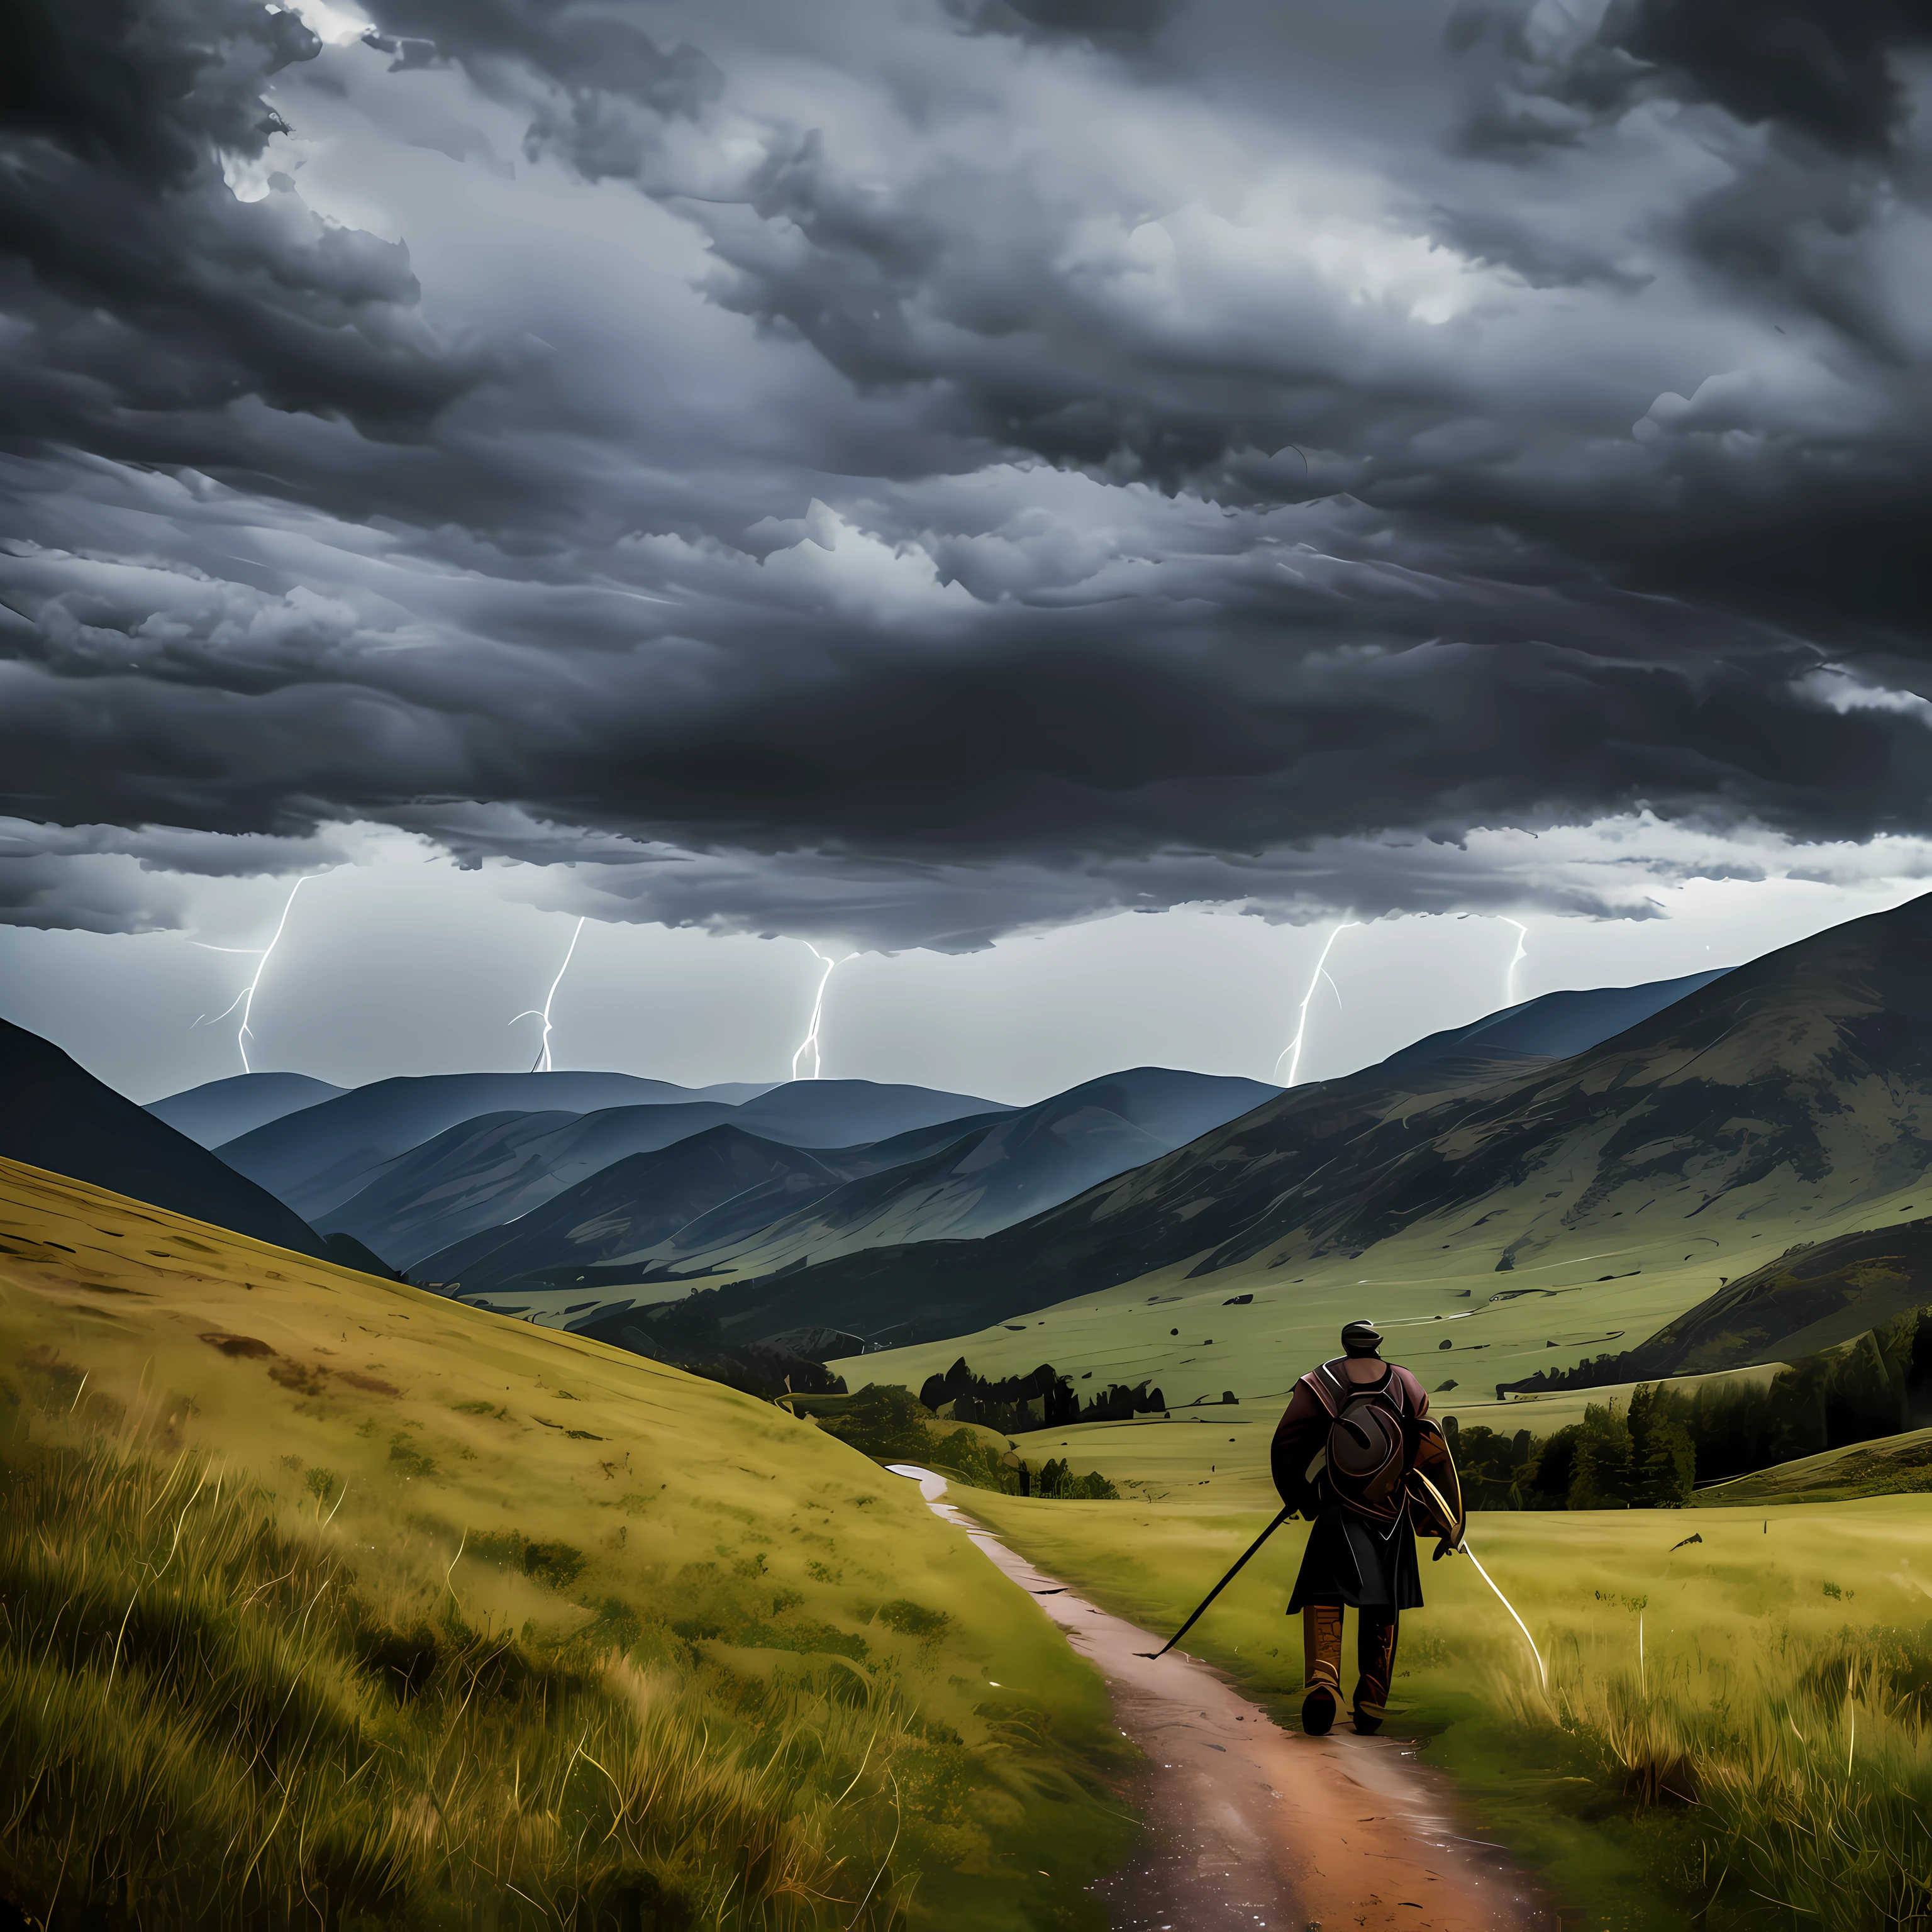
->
[1568,1400,1634,1507]
[1636,1414,1696,1506]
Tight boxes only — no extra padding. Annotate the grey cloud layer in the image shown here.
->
[3,0,1929,946]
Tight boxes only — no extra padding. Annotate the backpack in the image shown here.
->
[1328,1389,1407,1511]
[1301,1358,1418,1520]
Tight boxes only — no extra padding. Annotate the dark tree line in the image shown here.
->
[1445,1304,1932,1506]
[1446,1384,1696,1510]
[917,1357,1167,1433]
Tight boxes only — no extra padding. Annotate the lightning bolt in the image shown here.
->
[1501,918,1528,1008]
[190,875,313,1075]
[1274,919,1358,1087]
[509,916,586,1073]
[791,943,847,1080]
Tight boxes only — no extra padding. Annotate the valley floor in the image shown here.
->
[890,1463,1553,1932]
[958,1487,1932,1931]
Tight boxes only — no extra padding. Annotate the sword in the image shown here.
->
[1135,1504,1294,1660]
[1413,1471,1546,1690]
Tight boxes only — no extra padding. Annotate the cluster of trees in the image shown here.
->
[918,1358,1080,1431]
[797,1384,1117,1497]
[1446,1385,1696,1510]
[1650,1307,1932,1482]
[916,1357,1168,1432]
[1446,1307,1932,1506]
[1074,1379,1170,1424]
[1461,1306,1932,1504]
[1031,1458,1119,1500]
[1499,1347,1643,1399]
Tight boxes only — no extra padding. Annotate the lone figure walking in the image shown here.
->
[1270,1319,1465,1736]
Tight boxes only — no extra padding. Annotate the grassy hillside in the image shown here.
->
[1541,1220,1932,1382]
[0,1157,1133,1931]
[965,1488,1932,1930]
[1692,1426,1932,1506]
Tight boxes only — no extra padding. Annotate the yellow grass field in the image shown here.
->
[0,1156,1135,1930]
[962,1487,1932,1929]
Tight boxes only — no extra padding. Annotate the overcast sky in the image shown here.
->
[6,0,1931,1102]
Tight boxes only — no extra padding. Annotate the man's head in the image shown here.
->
[1341,1319,1383,1358]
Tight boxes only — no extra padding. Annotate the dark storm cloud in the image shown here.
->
[1451,0,1932,157]
[350,0,1932,634]
[4,0,1932,946]
[0,0,490,447]
[1605,0,1932,155]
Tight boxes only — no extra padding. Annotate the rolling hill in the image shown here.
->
[144,1070,347,1147]
[0,1017,330,1260]
[0,1153,1131,1931]
[1504,1218,1932,1387]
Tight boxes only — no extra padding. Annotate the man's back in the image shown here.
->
[1269,1319,1464,1735]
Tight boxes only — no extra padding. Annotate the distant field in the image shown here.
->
[0,1156,1134,1931]
[840,1171,1932,1491]
[963,1487,1932,1929]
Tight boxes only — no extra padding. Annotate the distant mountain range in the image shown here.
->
[0,1020,330,1260]
[631,925,1932,1352]
[144,1071,348,1148]
[211,1072,782,1223]
[401,969,1733,1337]
[413,1126,855,1292]
[411,1069,1279,1297]
[85,947,1828,1374]
[313,1094,1002,1270]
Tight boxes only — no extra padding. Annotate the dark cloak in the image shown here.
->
[1286,1495,1424,1612]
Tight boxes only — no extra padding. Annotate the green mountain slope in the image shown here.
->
[730,892,1932,1357]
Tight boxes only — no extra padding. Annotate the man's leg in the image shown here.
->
[1301,1601,1343,1736]
[1354,1607,1399,1735]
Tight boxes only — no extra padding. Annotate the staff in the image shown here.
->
[1136,1505,1294,1661]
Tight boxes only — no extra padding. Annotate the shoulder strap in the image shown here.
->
[1299,1360,1349,1418]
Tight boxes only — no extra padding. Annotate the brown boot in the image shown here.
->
[1354,1609,1398,1735]
[1301,1602,1343,1736]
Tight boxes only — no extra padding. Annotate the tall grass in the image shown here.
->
[0,1431,915,1929]
[1485,1624,1932,1929]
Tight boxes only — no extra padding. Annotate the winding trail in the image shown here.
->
[887,1466,1555,1932]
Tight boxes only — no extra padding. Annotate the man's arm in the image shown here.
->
[1270,1380,1330,1515]
[1410,1419,1467,1552]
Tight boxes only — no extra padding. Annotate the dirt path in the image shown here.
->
[887,1466,1556,1932]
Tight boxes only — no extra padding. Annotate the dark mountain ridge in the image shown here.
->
[0,1019,329,1260]
[636,1068,1282,1283]
[145,1071,347,1148]
[315,1082,1016,1268]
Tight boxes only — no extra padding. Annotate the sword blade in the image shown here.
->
[1461,1541,1546,1690]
